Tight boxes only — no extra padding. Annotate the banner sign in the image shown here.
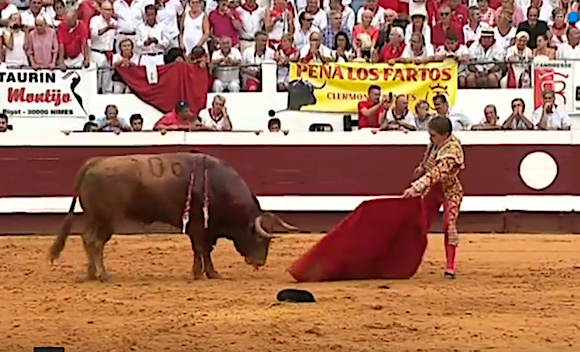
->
[287,60,458,113]
[0,68,92,118]
[533,60,574,112]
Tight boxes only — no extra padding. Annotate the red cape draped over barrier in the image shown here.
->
[115,62,209,115]
[288,192,443,282]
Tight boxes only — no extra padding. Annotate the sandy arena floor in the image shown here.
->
[1,234,579,352]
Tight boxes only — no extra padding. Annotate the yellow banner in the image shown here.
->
[287,60,458,113]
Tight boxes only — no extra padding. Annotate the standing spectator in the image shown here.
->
[380,94,417,131]
[434,31,471,87]
[294,11,319,50]
[153,101,203,131]
[529,0,555,23]
[299,0,327,31]
[414,100,432,130]
[463,6,482,47]
[376,26,405,62]
[0,114,10,133]
[136,5,168,65]
[77,0,101,28]
[114,0,150,50]
[471,104,502,130]
[495,0,524,26]
[328,0,355,31]
[478,0,496,25]
[401,32,434,62]
[299,31,334,62]
[531,89,572,130]
[211,35,242,92]
[275,32,298,90]
[3,14,28,68]
[449,0,468,27]
[112,38,138,93]
[352,9,378,54]
[156,0,183,50]
[21,0,56,28]
[405,7,430,45]
[432,4,464,47]
[503,31,533,88]
[494,10,517,50]
[502,98,534,129]
[557,25,580,59]
[90,0,117,93]
[432,94,472,131]
[323,10,350,49]
[241,30,274,91]
[373,8,396,51]
[199,95,233,131]
[265,0,294,49]
[356,0,386,27]
[357,85,389,129]
[516,6,549,49]
[550,8,568,47]
[25,16,58,69]
[51,0,66,27]
[467,27,505,88]
[0,0,18,27]
[181,0,210,55]
[57,9,90,69]
[129,114,144,131]
[533,33,556,58]
[236,0,265,52]
[209,0,242,50]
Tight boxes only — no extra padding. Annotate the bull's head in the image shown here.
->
[239,212,299,269]
[287,79,327,111]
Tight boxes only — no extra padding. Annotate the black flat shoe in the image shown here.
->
[444,272,456,280]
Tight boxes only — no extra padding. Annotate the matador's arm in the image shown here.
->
[411,157,458,195]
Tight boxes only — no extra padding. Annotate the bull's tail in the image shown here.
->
[49,196,77,262]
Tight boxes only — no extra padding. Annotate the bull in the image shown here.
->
[287,79,327,111]
[48,152,298,281]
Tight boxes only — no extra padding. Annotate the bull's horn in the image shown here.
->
[254,216,273,239]
[264,212,299,231]
[312,81,327,90]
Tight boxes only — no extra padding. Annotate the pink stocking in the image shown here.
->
[445,245,457,274]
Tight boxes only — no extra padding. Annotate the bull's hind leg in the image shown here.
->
[93,223,114,282]
[188,234,204,280]
[82,232,98,281]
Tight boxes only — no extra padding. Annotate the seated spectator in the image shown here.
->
[164,47,187,63]
[380,94,417,131]
[357,84,390,129]
[98,104,132,132]
[374,8,397,52]
[265,0,295,50]
[434,30,471,87]
[241,31,274,92]
[533,33,555,59]
[494,0,524,27]
[189,45,210,66]
[323,10,350,49]
[400,32,434,63]
[414,100,432,130]
[181,0,210,56]
[211,35,242,92]
[432,4,464,48]
[268,117,281,132]
[90,0,117,94]
[298,31,334,63]
[3,14,28,68]
[300,0,327,31]
[478,0,496,25]
[352,9,379,54]
[449,0,468,27]
[328,0,355,31]
[137,5,169,66]
[557,25,580,59]
[432,93,471,130]
[130,114,144,131]
[467,27,505,88]
[153,101,204,131]
[516,7,549,49]
[198,95,233,131]
[494,9,517,50]
[502,98,534,130]
[334,31,354,62]
[471,104,502,130]
[550,7,568,47]
[57,8,90,69]
[275,33,298,91]
[376,26,405,62]
[463,6,482,47]
[83,119,99,132]
[25,16,58,69]
[21,0,55,28]
[405,8,431,45]
[112,38,138,93]
[356,0,386,27]
[294,11,320,51]
[0,113,10,133]
[208,0,242,50]
[531,89,571,130]
[503,31,533,88]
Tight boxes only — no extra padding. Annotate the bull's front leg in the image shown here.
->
[202,249,221,279]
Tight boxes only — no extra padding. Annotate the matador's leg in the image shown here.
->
[442,188,463,278]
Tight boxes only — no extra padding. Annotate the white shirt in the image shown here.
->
[21,8,56,28]
[156,0,184,40]
[337,6,355,31]
[199,108,231,131]
[404,24,431,45]
[114,0,153,34]
[136,22,169,54]
[236,5,266,41]
[444,107,472,131]
[556,42,580,60]
[211,48,242,83]
[299,43,334,62]
[402,43,434,59]
[307,9,327,31]
[356,6,385,27]
[386,109,416,127]
[90,15,117,51]
[242,45,276,65]
[2,29,27,67]
[463,23,482,45]
[493,26,517,50]
[531,105,572,130]
[469,40,506,72]
[293,26,319,50]
[0,4,18,21]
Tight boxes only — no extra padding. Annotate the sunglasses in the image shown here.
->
[440,12,450,15]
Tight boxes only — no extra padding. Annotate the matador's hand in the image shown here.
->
[402,187,420,198]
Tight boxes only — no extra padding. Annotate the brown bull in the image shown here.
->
[48,152,298,281]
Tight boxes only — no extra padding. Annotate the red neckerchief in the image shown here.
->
[124,0,133,5]
[209,108,223,122]
[0,2,8,11]
[383,42,405,59]
[480,38,496,52]
[281,45,297,56]
[552,23,567,40]
[241,2,258,13]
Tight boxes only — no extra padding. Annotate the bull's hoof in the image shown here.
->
[87,272,98,281]
[193,272,205,280]
[206,271,222,279]
[96,272,109,282]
